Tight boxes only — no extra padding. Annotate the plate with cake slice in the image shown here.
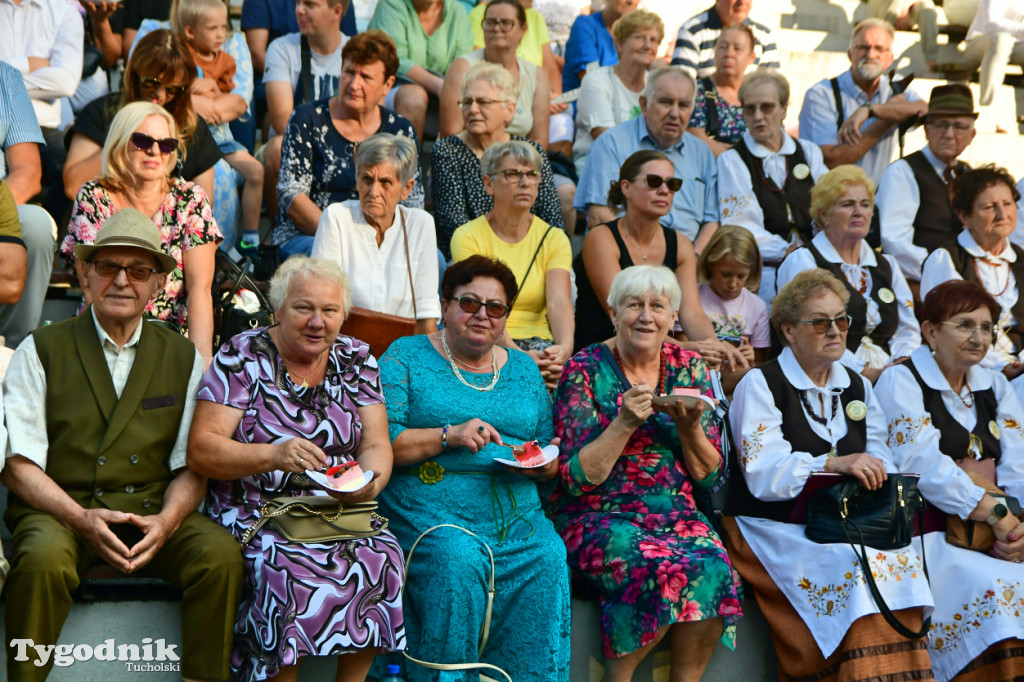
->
[493,440,559,469]
[305,461,374,493]
[651,386,716,410]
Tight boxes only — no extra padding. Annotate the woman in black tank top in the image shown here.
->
[572,151,746,370]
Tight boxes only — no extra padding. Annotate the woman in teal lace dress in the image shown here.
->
[548,265,742,681]
[378,255,570,681]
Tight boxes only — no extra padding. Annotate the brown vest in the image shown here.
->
[5,312,196,528]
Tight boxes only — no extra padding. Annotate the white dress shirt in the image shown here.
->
[777,231,922,370]
[311,200,441,321]
[875,345,1024,682]
[878,145,962,281]
[0,0,83,129]
[3,311,203,472]
[729,348,934,657]
[921,230,1021,369]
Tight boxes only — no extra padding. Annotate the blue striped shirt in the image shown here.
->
[0,62,44,180]
[670,7,780,79]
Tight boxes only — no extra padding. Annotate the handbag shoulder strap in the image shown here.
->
[300,35,313,104]
[510,225,554,308]
[400,208,417,320]
[702,77,720,140]
[402,523,512,682]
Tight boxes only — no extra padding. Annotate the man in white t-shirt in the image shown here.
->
[261,0,349,214]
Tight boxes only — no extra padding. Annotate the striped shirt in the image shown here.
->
[669,7,780,79]
[0,61,44,180]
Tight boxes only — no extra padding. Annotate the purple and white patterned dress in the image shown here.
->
[198,329,406,682]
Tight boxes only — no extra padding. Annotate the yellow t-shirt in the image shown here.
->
[468,4,550,68]
[450,215,571,340]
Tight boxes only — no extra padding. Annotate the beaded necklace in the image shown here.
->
[799,390,838,427]
[613,346,667,395]
[442,329,500,392]
[973,256,1011,298]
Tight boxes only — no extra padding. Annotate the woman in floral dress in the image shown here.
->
[61,101,221,361]
[548,265,742,681]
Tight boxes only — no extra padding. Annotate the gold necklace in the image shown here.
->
[284,351,327,389]
[622,221,657,262]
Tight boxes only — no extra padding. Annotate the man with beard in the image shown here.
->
[798,18,926,184]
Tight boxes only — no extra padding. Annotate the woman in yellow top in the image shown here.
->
[451,139,573,390]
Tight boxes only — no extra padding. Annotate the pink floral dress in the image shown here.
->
[60,178,223,330]
[547,342,743,658]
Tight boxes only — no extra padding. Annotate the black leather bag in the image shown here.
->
[212,251,274,348]
[805,474,930,639]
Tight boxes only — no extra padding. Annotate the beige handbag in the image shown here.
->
[402,524,512,682]
[240,496,387,546]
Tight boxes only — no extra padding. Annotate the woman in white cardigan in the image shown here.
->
[312,133,440,333]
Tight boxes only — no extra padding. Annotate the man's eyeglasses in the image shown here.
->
[799,315,852,333]
[742,102,778,116]
[641,174,683,192]
[130,132,179,154]
[452,295,510,318]
[493,168,541,183]
[852,44,891,54]
[942,319,995,341]
[138,77,187,96]
[458,97,508,108]
[925,121,975,134]
[90,259,160,282]
[482,18,518,31]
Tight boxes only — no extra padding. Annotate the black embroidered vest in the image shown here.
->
[904,150,967,253]
[733,137,815,244]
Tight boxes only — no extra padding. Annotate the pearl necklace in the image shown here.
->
[442,329,500,392]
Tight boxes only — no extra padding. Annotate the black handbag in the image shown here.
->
[212,251,274,348]
[805,474,930,639]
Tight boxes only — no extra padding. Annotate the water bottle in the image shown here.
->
[379,663,406,681]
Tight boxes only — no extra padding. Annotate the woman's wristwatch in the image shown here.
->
[986,502,1008,526]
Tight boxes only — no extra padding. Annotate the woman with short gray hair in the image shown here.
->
[451,139,574,390]
[431,61,564,259]
[311,132,440,336]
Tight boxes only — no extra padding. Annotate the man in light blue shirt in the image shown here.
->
[575,67,719,251]
[798,18,926,184]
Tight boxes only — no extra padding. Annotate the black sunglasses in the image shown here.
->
[642,174,683,192]
[139,77,187,96]
[131,132,179,154]
[90,259,160,282]
[452,295,510,318]
[799,315,853,333]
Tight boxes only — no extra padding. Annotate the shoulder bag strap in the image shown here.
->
[400,209,418,320]
[842,509,930,639]
[300,35,313,104]
[702,77,720,140]
[402,524,513,682]
[830,77,844,130]
[510,226,554,308]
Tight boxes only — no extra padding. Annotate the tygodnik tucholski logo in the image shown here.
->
[10,637,181,671]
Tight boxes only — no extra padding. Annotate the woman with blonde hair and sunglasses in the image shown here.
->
[61,101,222,362]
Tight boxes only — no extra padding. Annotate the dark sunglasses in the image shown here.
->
[90,259,160,282]
[138,77,187,96]
[131,132,179,154]
[799,314,852,333]
[452,295,510,318]
[642,174,683,192]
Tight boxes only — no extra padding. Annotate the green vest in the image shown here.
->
[5,311,196,527]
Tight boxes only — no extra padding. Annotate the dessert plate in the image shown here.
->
[305,468,374,493]
[494,444,559,469]
[651,393,716,409]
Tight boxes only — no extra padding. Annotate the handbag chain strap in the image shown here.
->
[401,523,512,682]
[240,498,385,546]
[400,209,417,320]
[840,490,931,639]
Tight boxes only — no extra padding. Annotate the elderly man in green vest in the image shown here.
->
[0,209,243,682]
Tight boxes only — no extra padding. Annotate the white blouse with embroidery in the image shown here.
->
[874,345,1024,682]
[729,348,934,658]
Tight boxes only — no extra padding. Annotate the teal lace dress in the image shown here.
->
[378,335,571,681]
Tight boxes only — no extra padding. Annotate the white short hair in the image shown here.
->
[607,265,682,312]
[268,255,352,316]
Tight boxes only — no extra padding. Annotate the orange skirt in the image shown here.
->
[950,638,1024,681]
[722,517,935,681]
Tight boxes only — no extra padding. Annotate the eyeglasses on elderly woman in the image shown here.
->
[451,295,510,318]
[798,314,852,333]
[941,319,996,341]
[491,168,541,183]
